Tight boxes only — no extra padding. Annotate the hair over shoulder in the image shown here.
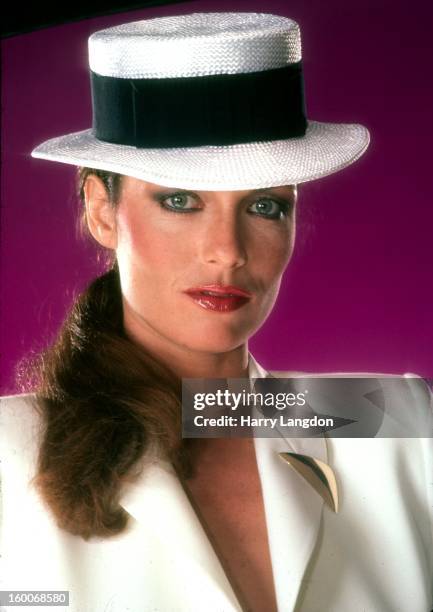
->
[18,169,189,540]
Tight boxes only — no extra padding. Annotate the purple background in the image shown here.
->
[2,0,432,394]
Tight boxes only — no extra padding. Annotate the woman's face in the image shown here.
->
[105,176,296,357]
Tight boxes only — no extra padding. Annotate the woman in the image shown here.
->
[1,12,432,612]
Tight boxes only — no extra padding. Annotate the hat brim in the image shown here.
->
[31,121,369,190]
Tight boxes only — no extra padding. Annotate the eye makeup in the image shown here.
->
[150,187,295,219]
[248,195,293,219]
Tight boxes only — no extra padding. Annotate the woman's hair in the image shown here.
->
[20,168,190,540]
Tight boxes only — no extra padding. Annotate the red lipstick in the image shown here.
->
[183,284,252,312]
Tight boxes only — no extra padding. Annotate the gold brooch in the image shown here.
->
[279,452,339,513]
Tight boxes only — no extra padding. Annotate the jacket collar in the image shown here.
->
[119,353,330,612]
[248,353,328,610]
[119,457,243,610]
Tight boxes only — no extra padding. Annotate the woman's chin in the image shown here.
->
[177,325,256,355]
[166,306,270,354]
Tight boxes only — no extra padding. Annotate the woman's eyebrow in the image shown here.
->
[252,187,295,196]
[148,186,295,199]
[150,188,197,198]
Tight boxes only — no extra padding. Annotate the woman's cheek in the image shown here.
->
[250,218,294,260]
[261,239,294,281]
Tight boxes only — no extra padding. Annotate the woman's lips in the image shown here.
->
[183,285,252,312]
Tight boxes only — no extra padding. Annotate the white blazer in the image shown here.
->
[1,355,432,612]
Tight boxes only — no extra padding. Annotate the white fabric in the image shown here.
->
[1,355,432,611]
[31,122,370,190]
[89,13,301,79]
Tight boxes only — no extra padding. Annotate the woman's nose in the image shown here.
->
[199,211,247,269]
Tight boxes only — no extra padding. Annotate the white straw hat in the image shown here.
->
[31,12,370,190]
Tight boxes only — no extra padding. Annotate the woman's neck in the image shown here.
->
[172,348,250,379]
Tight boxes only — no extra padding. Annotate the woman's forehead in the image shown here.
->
[120,175,296,197]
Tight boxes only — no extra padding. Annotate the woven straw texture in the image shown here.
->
[32,122,369,190]
[89,13,301,78]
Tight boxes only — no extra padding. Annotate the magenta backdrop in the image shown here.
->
[1,0,432,394]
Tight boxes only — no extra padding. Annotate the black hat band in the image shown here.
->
[91,62,307,148]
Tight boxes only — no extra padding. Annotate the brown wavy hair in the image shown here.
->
[21,168,189,540]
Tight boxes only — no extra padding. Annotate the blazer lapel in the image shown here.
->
[249,355,329,611]
[254,434,327,612]
[119,458,242,611]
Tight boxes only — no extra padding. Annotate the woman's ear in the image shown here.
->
[83,175,118,249]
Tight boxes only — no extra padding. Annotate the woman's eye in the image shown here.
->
[248,198,290,219]
[160,192,199,213]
